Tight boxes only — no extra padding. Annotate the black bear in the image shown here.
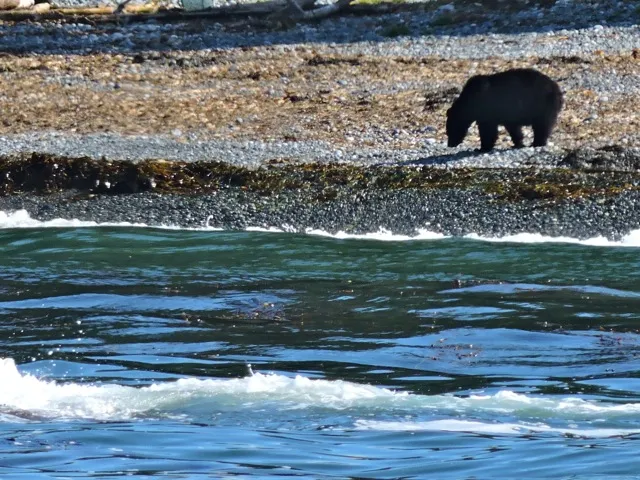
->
[446,68,563,152]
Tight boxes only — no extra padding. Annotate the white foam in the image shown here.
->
[463,390,640,417]
[0,358,404,421]
[241,226,640,246]
[0,209,147,229]
[354,419,640,438]
[245,225,297,233]
[305,227,446,241]
[0,209,221,231]
[464,231,640,247]
[2,358,640,430]
[1,209,640,246]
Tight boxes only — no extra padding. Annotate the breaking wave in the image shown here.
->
[2,358,640,439]
[1,209,639,247]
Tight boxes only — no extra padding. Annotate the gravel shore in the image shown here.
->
[1,0,639,239]
[0,132,570,168]
[2,184,640,240]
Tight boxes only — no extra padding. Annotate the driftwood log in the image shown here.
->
[178,0,354,22]
[280,0,353,21]
[0,0,34,10]
[0,0,355,22]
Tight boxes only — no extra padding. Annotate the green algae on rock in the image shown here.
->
[0,152,639,203]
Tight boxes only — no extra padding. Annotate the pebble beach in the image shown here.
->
[0,0,640,238]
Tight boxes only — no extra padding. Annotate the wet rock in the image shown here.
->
[560,146,640,172]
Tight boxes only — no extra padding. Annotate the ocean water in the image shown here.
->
[0,209,639,479]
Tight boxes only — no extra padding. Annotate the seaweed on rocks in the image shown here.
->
[0,152,639,205]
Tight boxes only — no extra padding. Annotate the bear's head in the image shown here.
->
[446,106,472,148]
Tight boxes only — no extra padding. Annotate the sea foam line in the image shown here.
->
[0,209,639,247]
[0,209,222,231]
[2,358,640,428]
[354,419,640,438]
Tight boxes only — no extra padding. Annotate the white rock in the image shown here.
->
[437,3,455,13]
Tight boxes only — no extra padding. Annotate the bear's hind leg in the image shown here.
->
[478,122,499,152]
[505,124,524,148]
[532,120,554,147]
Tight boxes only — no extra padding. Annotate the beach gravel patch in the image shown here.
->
[1,0,640,239]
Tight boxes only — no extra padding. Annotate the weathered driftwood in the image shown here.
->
[0,0,408,23]
[179,0,351,21]
[282,0,351,21]
[0,0,33,10]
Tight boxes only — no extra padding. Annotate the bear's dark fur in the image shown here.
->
[446,68,563,152]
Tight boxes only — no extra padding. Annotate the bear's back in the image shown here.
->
[475,68,562,124]
[490,68,559,96]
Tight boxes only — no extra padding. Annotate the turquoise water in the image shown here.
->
[1,223,640,478]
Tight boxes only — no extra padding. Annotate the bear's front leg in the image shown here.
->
[505,124,525,148]
[477,122,499,152]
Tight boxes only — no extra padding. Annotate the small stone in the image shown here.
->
[437,3,455,13]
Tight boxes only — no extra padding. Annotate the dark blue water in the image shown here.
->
[1,221,640,479]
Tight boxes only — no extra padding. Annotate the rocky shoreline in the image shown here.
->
[1,0,640,239]
[0,149,639,239]
[5,185,640,240]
